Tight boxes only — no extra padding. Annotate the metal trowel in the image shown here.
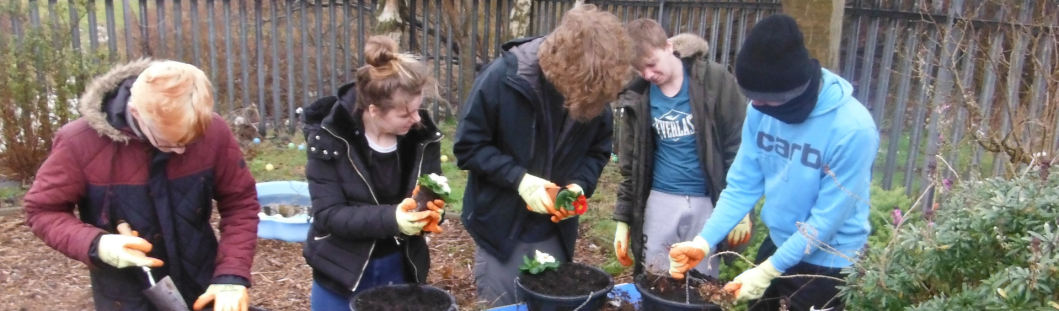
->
[116,223,191,311]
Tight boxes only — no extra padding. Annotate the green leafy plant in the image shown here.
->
[417,173,455,203]
[555,188,588,215]
[519,250,560,275]
[840,161,1059,310]
[867,184,915,248]
[0,1,107,182]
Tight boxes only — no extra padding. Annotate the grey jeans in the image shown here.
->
[473,234,568,308]
[642,190,719,278]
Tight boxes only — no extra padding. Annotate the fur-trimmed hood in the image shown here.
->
[669,33,710,59]
[77,58,157,143]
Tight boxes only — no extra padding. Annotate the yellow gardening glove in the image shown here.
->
[723,258,782,301]
[668,236,710,279]
[613,221,633,266]
[726,214,753,249]
[518,173,557,215]
[193,284,249,311]
[97,234,165,269]
[395,198,432,236]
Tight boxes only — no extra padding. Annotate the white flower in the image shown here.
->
[428,173,451,194]
[535,250,555,264]
[430,173,449,184]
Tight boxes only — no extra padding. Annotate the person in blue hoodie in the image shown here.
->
[666,14,879,311]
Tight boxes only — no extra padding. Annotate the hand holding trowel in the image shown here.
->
[115,222,191,311]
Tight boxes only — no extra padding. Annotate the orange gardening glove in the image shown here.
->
[723,258,781,301]
[193,284,249,311]
[413,186,445,234]
[726,214,753,249]
[668,236,711,279]
[613,221,633,266]
[537,184,567,223]
[396,199,432,236]
[545,184,585,223]
[107,223,164,269]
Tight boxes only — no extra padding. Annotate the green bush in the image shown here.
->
[840,164,1059,310]
[867,184,916,248]
[0,2,108,182]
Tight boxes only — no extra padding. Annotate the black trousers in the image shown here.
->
[745,235,847,311]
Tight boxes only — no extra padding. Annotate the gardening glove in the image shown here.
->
[726,214,753,249]
[724,258,782,301]
[548,184,585,222]
[193,284,249,311]
[415,185,446,234]
[395,198,432,236]
[668,236,710,279]
[613,221,633,266]
[518,173,557,215]
[99,225,164,269]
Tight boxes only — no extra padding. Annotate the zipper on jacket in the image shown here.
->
[529,121,536,161]
[321,125,378,293]
[406,133,443,283]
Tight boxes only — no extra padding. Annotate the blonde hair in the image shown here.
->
[128,60,214,145]
[538,4,633,122]
[355,36,435,113]
[626,18,670,69]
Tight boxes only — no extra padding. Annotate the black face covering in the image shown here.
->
[752,60,822,124]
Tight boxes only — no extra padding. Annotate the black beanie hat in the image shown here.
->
[735,14,816,103]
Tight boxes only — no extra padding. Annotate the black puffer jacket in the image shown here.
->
[300,82,443,296]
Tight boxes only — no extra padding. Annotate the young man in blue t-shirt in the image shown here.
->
[668,15,880,311]
[612,19,751,278]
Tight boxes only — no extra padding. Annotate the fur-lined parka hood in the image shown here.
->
[669,33,710,59]
[77,58,157,143]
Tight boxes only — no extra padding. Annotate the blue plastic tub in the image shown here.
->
[256,181,312,242]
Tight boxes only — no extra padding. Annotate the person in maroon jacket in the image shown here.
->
[23,59,260,311]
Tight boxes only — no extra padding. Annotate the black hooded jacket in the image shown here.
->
[300,82,443,296]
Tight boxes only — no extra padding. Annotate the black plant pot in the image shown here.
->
[349,284,458,311]
[634,274,723,311]
[515,262,615,311]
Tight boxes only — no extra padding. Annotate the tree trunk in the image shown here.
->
[781,0,843,72]
[452,0,476,114]
[508,0,533,40]
[375,0,404,42]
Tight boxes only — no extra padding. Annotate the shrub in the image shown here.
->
[867,184,916,249]
[0,3,108,183]
[840,162,1059,310]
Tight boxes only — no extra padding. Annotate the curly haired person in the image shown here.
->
[453,4,633,307]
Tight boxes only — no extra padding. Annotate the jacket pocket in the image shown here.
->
[306,235,369,290]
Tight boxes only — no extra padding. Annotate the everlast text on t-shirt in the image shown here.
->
[649,72,709,197]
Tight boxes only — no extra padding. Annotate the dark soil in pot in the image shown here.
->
[517,262,615,311]
[519,262,611,296]
[413,187,441,212]
[635,273,726,311]
[351,284,456,311]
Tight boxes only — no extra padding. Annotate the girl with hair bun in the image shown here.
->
[300,35,447,310]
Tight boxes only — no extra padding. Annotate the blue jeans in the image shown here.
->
[311,251,407,311]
